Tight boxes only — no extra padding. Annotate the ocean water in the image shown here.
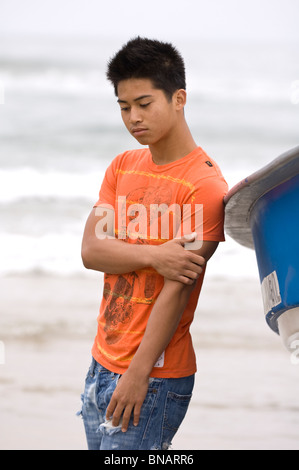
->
[0,35,298,279]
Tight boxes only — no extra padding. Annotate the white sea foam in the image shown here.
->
[0,167,104,202]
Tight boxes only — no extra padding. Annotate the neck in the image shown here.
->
[149,120,197,165]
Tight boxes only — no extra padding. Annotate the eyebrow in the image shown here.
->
[117,94,153,104]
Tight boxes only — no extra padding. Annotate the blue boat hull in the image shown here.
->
[250,173,299,334]
[224,146,299,348]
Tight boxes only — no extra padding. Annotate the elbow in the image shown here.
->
[81,242,94,270]
[81,238,107,272]
[81,247,91,270]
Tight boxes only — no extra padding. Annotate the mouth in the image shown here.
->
[131,127,148,137]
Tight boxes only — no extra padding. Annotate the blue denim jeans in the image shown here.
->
[78,358,194,450]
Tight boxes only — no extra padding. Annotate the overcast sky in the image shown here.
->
[1,0,299,44]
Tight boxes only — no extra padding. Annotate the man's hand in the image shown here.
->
[106,369,149,433]
[151,234,205,285]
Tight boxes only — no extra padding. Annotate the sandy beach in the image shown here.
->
[0,272,298,450]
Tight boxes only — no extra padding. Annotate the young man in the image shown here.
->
[80,37,228,450]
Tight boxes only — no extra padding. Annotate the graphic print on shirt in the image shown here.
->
[103,273,137,345]
[125,185,174,241]
[102,184,174,345]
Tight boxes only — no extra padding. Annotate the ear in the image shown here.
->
[173,89,187,110]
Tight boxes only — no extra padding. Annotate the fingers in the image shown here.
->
[133,403,142,428]
[175,232,197,245]
[106,396,117,423]
[106,396,127,430]
[106,400,128,432]
[174,234,206,267]
[190,254,206,269]
[121,402,142,432]
[175,261,205,285]
[181,232,197,242]
[177,275,196,286]
[106,398,141,433]
[106,403,140,433]
[165,248,205,285]
[121,405,134,432]
[183,254,206,276]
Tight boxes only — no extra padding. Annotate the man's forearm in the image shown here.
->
[106,279,195,430]
[82,236,154,274]
[127,279,195,377]
[82,207,155,274]
[82,225,205,284]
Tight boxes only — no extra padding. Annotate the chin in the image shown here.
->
[134,136,152,146]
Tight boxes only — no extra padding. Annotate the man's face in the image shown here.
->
[117,78,178,146]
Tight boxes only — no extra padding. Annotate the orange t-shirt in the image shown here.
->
[92,147,228,378]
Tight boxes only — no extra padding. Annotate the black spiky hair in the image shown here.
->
[106,37,186,100]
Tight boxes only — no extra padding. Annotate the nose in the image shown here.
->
[129,106,142,124]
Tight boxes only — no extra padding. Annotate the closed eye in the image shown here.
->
[119,102,151,112]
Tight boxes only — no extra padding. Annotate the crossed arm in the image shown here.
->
[81,207,218,431]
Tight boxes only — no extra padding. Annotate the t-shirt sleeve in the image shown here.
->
[197,175,227,241]
[182,175,228,242]
[93,156,119,209]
